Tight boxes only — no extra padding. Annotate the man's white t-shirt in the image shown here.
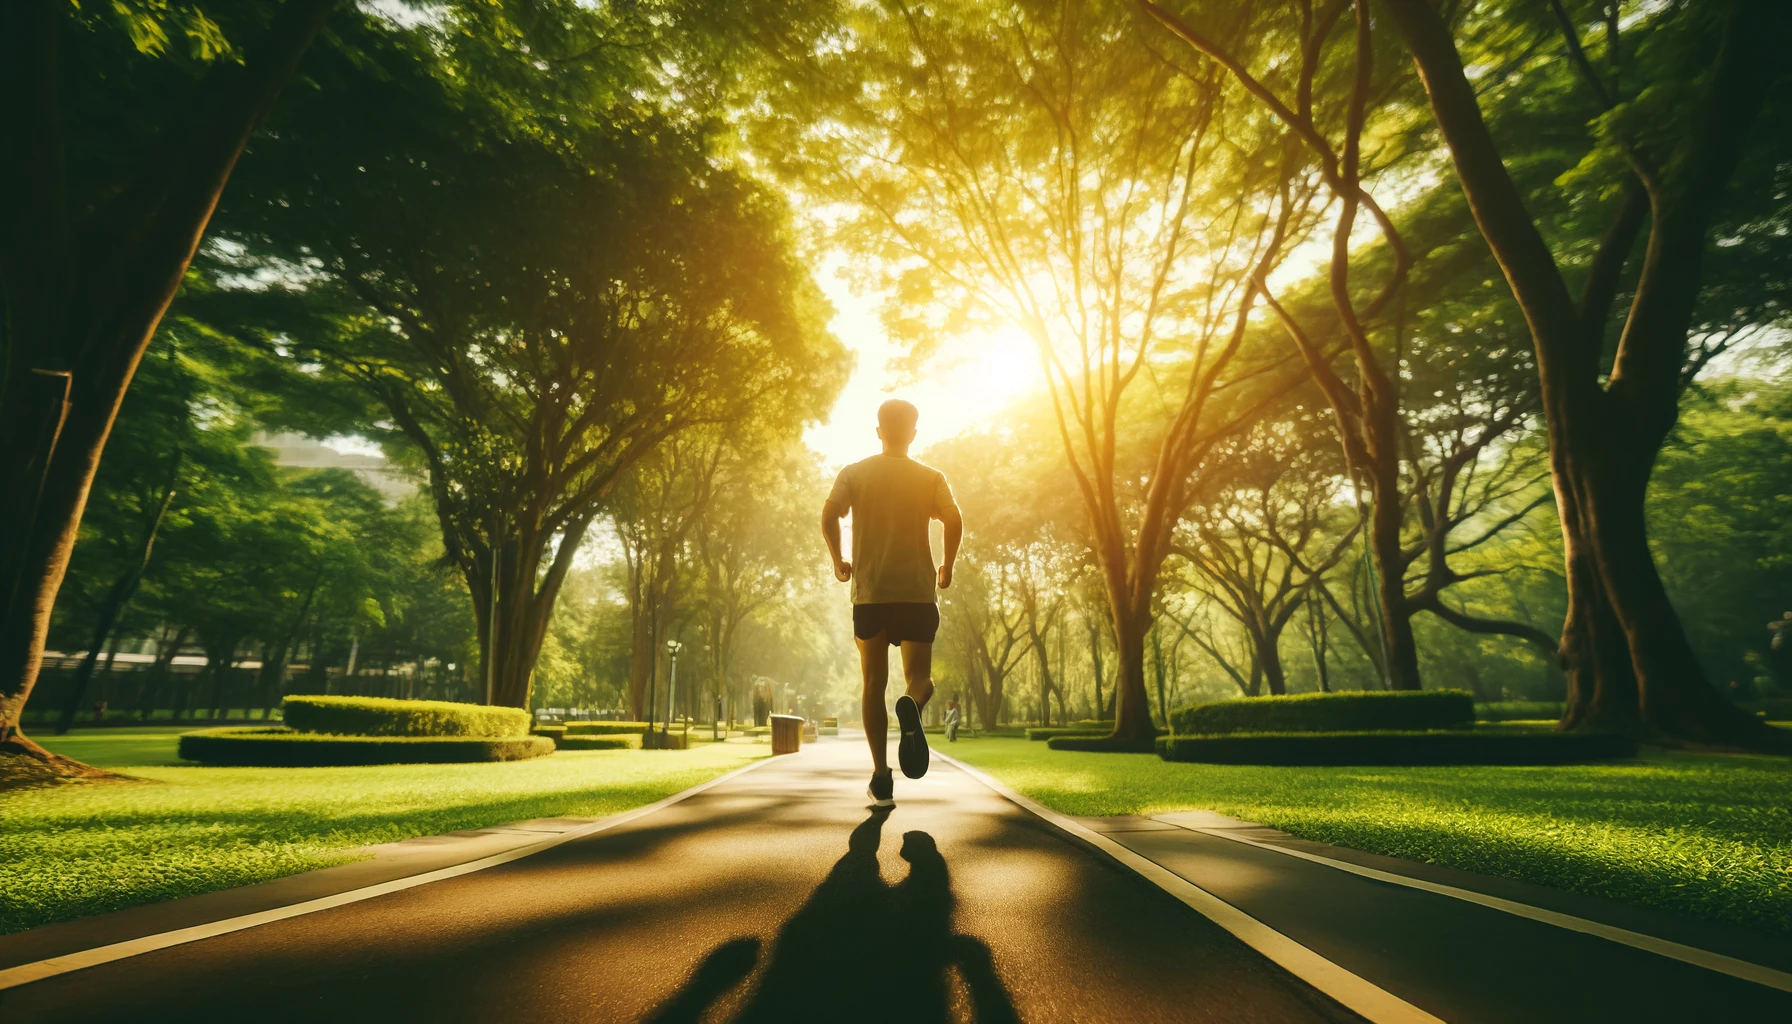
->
[827,454,958,605]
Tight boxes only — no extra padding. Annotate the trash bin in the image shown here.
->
[770,714,803,755]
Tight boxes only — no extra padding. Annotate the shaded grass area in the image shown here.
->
[1,728,766,935]
[948,737,1792,935]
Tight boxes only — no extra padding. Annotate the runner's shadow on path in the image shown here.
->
[645,809,1020,1024]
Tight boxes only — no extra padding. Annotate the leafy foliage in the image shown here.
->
[281,695,531,738]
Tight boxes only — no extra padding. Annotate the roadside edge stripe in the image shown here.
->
[0,754,780,992]
[1172,819,1792,994]
[936,752,1444,1024]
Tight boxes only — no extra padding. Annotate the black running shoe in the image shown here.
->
[895,694,929,779]
[867,770,894,808]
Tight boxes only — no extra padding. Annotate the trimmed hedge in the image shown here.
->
[282,696,530,738]
[1476,701,1565,722]
[1028,727,1099,741]
[563,721,653,736]
[1155,729,1636,766]
[179,727,555,766]
[556,735,633,751]
[1048,733,1160,753]
[1170,690,1474,736]
[1030,726,1165,741]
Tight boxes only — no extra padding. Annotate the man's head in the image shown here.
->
[876,399,919,451]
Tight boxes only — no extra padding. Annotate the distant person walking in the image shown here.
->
[944,700,961,743]
[821,400,963,807]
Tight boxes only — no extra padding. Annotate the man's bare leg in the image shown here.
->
[899,641,935,710]
[892,640,935,779]
[857,632,891,776]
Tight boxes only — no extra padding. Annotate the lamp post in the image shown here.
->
[707,643,719,742]
[664,639,683,739]
[485,514,502,706]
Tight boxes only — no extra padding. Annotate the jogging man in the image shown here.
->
[821,399,962,807]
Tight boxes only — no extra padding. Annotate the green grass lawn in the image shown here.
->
[1,728,767,936]
[948,737,1792,936]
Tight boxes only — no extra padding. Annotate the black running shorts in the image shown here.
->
[852,602,940,646]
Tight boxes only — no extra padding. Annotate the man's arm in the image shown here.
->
[938,505,962,589]
[821,500,851,582]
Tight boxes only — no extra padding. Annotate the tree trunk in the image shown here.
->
[1256,624,1288,697]
[205,641,240,720]
[1367,475,1421,690]
[58,593,130,735]
[468,515,590,711]
[1306,594,1331,693]
[1030,634,1058,728]
[256,566,319,709]
[0,0,339,755]
[1086,615,1106,720]
[1556,485,1639,730]
[135,626,189,721]
[1106,607,1157,749]
[1574,446,1765,742]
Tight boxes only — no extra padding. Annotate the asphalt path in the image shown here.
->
[1,738,1363,1024]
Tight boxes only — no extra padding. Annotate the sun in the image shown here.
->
[806,262,1039,468]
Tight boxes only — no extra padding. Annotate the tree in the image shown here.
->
[1374,0,1791,744]
[693,443,829,730]
[220,55,844,708]
[945,563,1030,730]
[782,0,1319,746]
[0,0,340,758]
[1174,424,1361,695]
[615,436,726,723]
[48,345,190,733]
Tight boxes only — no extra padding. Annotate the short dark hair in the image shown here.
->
[878,399,919,432]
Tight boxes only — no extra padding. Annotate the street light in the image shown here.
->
[664,640,683,739]
[706,643,719,742]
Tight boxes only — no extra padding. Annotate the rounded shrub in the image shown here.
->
[1169,690,1475,736]
[178,727,555,766]
[282,696,531,738]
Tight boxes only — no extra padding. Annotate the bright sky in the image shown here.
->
[804,254,1040,469]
